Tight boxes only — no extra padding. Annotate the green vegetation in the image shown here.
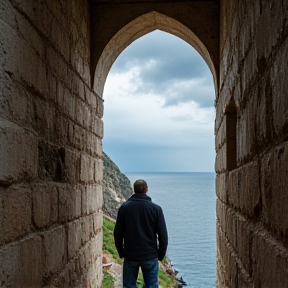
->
[102,271,115,288]
[102,217,123,264]
[102,216,176,288]
[159,269,174,287]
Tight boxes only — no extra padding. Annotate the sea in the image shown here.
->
[125,172,216,288]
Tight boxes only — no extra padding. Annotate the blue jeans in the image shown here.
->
[123,258,159,288]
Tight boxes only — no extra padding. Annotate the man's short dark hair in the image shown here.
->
[134,179,148,193]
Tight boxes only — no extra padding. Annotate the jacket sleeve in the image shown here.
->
[157,206,168,261]
[113,206,125,258]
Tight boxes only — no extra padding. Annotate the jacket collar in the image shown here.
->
[128,193,152,202]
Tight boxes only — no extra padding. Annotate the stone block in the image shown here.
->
[240,45,257,102]
[0,234,43,287]
[50,19,70,62]
[0,184,32,244]
[237,98,258,162]
[80,154,95,184]
[227,168,239,208]
[71,74,85,101]
[90,231,103,260]
[225,207,237,253]
[73,124,86,151]
[58,184,82,222]
[82,184,103,216]
[215,119,226,152]
[94,158,103,183]
[42,226,66,275]
[93,211,103,235]
[86,253,103,288]
[238,5,251,61]
[0,241,21,287]
[216,199,229,238]
[215,89,227,132]
[0,119,38,184]
[260,143,288,236]
[252,228,288,288]
[64,148,81,184]
[215,144,227,173]
[216,219,238,288]
[52,233,102,287]
[86,90,104,119]
[254,1,273,61]
[86,87,97,113]
[238,161,260,216]
[96,95,104,119]
[234,214,252,277]
[272,38,288,137]
[44,69,57,103]
[0,5,46,95]
[31,182,58,228]
[75,98,91,129]
[33,99,56,140]
[68,219,82,260]
[38,141,66,182]
[56,81,65,109]
[216,172,227,204]
[86,133,102,158]
[217,200,253,281]
[0,80,35,127]
[255,76,277,153]
[46,46,69,88]
[81,215,94,246]
[71,47,84,79]
[92,116,104,138]
[227,161,260,217]
[54,115,69,146]
[63,88,76,121]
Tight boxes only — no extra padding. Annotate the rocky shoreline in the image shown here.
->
[102,152,133,219]
[162,258,187,288]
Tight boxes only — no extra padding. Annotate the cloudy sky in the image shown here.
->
[102,30,216,173]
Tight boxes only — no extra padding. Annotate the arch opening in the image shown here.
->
[93,11,218,100]
[102,29,216,287]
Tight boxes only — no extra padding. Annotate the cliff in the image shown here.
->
[102,152,133,219]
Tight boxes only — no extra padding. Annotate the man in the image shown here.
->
[114,179,168,288]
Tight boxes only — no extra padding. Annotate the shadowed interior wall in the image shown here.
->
[0,0,103,286]
[216,0,288,287]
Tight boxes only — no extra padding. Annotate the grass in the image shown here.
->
[102,217,123,264]
[102,216,176,288]
[158,269,174,287]
[102,271,115,288]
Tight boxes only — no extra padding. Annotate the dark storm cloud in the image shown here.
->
[111,30,214,108]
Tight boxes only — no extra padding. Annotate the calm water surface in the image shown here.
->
[126,172,216,288]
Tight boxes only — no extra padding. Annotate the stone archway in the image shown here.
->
[2,1,287,287]
[93,11,218,100]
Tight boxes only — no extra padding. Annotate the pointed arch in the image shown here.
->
[93,11,218,99]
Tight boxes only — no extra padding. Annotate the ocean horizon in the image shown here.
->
[126,172,217,288]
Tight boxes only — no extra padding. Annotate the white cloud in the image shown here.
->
[103,70,215,147]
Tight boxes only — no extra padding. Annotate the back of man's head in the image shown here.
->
[133,179,148,194]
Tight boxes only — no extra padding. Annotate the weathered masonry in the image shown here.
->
[0,0,287,287]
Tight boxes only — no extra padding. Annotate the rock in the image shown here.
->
[102,152,133,219]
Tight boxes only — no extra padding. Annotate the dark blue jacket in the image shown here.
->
[114,193,168,261]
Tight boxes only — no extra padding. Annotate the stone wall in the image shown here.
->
[216,0,288,287]
[0,0,103,286]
